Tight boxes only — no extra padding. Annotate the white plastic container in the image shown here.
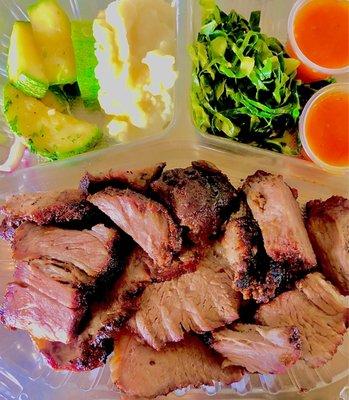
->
[0,1,348,399]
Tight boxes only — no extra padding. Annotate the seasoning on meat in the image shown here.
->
[151,160,237,245]
[306,196,349,295]
[14,259,90,309]
[218,200,300,303]
[0,189,91,225]
[243,171,316,271]
[80,162,166,194]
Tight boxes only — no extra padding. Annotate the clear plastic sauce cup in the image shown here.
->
[287,0,349,83]
[299,83,349,174]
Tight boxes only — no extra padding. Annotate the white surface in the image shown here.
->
[0,1,348,399]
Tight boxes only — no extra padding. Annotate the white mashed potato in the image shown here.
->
[93,0,177,142]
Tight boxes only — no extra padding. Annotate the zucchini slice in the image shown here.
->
[28,0,76,85]
[7,21,49,98]
[71,21,100,108]
[3,84,101,160]
[41,87,69,113]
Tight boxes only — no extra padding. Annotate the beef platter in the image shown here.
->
[0,161,348,399]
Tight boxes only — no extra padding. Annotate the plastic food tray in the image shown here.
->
[0,1,348,399]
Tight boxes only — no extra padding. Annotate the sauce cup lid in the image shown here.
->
[299,83,349,174]
[288,0,349,76]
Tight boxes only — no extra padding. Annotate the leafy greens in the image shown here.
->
[190,0,332,155]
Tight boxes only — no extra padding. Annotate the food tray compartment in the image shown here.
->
[188,0,349,167]
[0,139,348,400]
[0,0,181,172]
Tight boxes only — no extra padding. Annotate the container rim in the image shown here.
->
[299,82,349,174]
[287,0,349,76]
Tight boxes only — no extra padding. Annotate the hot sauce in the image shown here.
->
[288,0,349,82]
[305,91,349,167]
[285,43,329,83]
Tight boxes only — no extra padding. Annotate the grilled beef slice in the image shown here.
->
[150,160,237,245]
[33,247,152,371]
[1,223,121,344]
[110,331,244,399]
[0,283,85,344]
[218,201,301,303]
[242,171,316,271]
[80,163,166,194]
[306,196,349,295]
[128,249,241,350]
[89,188,182,269]
[212,324,301,374]
[256,273,348,368]
[0,189,91,226]
[13,260,89,309]
[13,223,119,279]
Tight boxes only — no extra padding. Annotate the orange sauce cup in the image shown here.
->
[287,0,349,83]
[299,83,349,174]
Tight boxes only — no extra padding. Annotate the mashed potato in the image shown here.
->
[93,0,177,142]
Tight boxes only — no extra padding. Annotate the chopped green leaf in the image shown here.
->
[213,112,240,137]
[285,58,300,75]
[200,20,218,36]
[210,36,227,58]
[249,11,261,32]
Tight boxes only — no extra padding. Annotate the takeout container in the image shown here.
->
[0,0,348,399]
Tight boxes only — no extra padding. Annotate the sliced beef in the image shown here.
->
[33,247,152,371]
[129,250,241,350]
[0,283,85,344]
[218,202,269,302]
[212,324,301,374]
[306,196,349,295]
[13,260,90,309]
[218,201,299,303]
[110,331,244,399]
[149,248,204,282]
[89,188,182,268]
[13,223,120,278]
[151,160,237,245]
[80,163,166,194]
[255,273,348,368]
[1,223,121,345]
[242,171,316,271]
[0,189,91,226]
